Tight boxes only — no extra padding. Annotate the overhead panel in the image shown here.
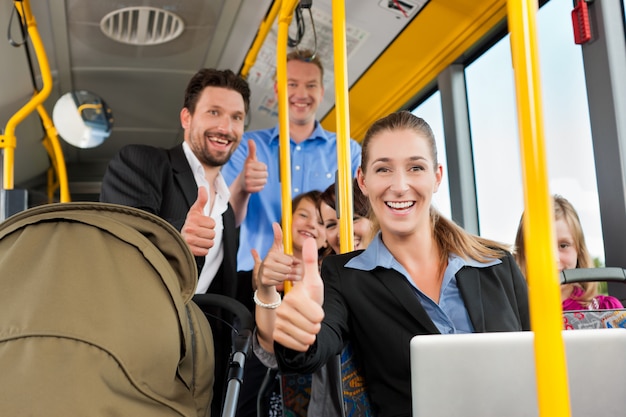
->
[322,0,508,141]
[244,0,427,132]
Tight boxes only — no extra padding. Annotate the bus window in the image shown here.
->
[537,0,604,264]
[465,0,604,263]
[411,91,452,219]
[465,37,521,246]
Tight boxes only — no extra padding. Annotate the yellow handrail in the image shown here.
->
[277,0,299,292]
[241,0,283,79]
[332,0,354,254]
[37,104,70,202]
[1,0,51,190]
[507,0,570,416]
[1,0,70,202]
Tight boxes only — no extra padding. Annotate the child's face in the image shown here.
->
[291,198,326,253]
[320,202,372,254]
[555,218,578,271]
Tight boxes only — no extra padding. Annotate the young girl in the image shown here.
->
[272,111,530,417]
[514,194,623,310]
[250,190,326,417]
[253,190,326,353]
[310,180,375,417]
[317,178,374,257]
[255,184,375,417]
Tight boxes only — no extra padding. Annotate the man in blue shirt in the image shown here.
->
[222,49,362,272]
[221,49,361,417]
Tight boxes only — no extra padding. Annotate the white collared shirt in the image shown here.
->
[182,142,230,293]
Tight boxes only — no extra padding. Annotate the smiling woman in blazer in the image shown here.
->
[272,110,531,417]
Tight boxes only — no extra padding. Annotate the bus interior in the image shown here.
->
[2,0,626,415]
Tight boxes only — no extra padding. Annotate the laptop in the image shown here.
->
[410,329,626,417]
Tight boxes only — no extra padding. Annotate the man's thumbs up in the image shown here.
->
[181,186,216,256]
[274,238,324,352]
[241,139,267,194]
[247,138,258,161]
[191,185,209,214]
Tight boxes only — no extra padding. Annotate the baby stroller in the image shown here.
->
[0,202,252,417]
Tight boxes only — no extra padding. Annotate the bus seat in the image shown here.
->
[563,310,626,329]
[561,268,626,330]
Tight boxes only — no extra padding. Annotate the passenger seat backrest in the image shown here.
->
[561,267,626,330]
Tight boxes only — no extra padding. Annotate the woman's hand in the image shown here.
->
[257,222,302,293]
[273,238,325,352]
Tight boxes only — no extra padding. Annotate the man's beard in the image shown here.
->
[193,131,238,167]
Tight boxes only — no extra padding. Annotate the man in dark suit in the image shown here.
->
[100,68,252,417]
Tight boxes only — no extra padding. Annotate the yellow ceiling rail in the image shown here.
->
[241,0,282,79]
[1,0,70,202]
[321,0,508,141]
[277,0,299,292]
[332,0,354,254]
[508,0,570,416]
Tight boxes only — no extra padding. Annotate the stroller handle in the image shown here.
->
[560,267,626,284]
[192,293,254,332]
[192,294,254,417]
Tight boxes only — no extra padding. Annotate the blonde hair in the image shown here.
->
[514,194,597,306]
[273,49,324,84]
[360,111,510,266]
[287,49,324,82]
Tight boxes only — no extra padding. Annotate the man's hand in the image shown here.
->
[273,238,324,352]
[230,139,269,227]
[181,187,216,256]
[240,139,268,194]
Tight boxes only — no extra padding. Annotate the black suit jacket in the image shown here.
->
[100,143,238,294]
[275,250,530,417]
[100,143,245,415]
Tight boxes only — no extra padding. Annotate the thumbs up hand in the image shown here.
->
[257,223,302,292]
[240,139,268,194]
[273,238,324,352]
[181,186,216,256]
[251,248,263,291]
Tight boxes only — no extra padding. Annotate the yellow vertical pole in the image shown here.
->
[331,0,355,254]
[277,0,299,292]
[507,1,570,416]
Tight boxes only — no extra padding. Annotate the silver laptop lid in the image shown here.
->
[410,329,626,417]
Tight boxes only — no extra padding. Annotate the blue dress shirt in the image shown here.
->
[222,122,362,271]
[345,233,502,334]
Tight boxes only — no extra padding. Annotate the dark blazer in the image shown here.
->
[100,143,238,294]
[275,250,530,417]
[100,143,244,416]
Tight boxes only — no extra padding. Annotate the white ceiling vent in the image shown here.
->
[100,7,185,46]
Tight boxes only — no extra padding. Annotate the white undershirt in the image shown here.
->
[182,142,229,294]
